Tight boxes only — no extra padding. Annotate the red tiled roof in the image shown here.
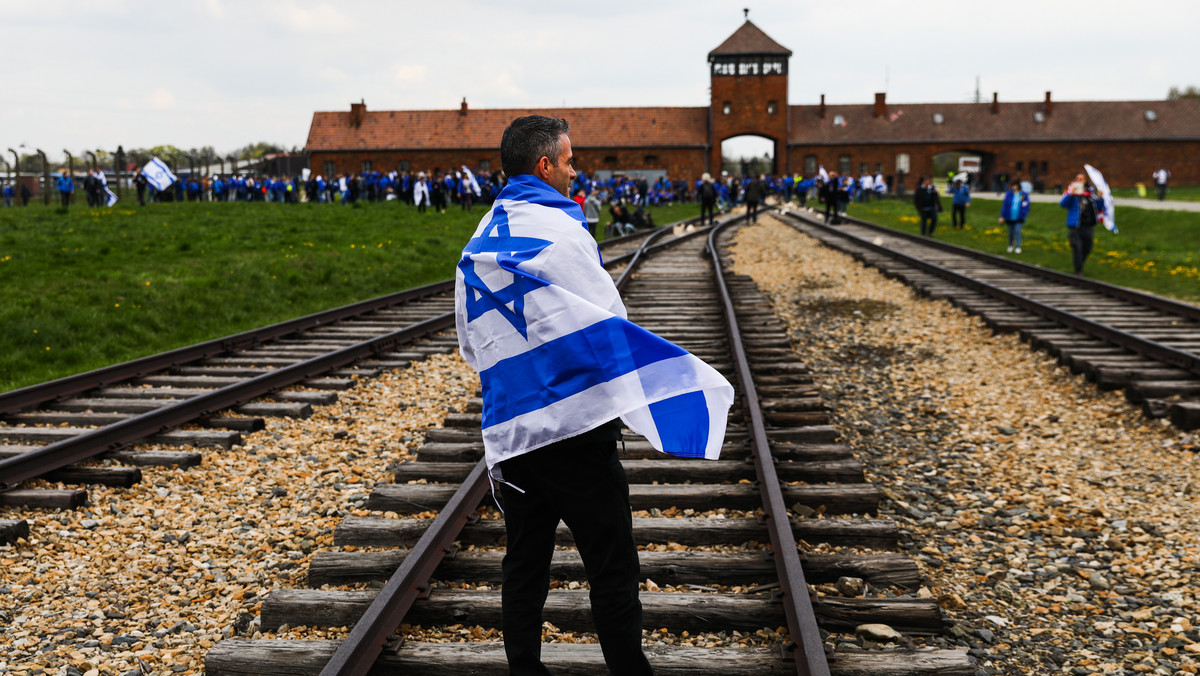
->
[788,98,1200,145]
[306,106,709,152]
[708,20,791,57]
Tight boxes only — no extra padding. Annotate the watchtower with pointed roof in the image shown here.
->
[708,17,791,174]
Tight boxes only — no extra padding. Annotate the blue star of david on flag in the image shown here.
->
[459,205,552,338]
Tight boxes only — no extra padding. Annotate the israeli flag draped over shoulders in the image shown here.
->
[455,174,734,469]
[141,157,177,192]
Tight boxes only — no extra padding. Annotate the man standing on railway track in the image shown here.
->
[456,115,732,676]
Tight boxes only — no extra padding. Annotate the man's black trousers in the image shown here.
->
[498,439,652,676]
[1068,225,1095,274]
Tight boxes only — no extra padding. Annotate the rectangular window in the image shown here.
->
[479,160,490,173]
[737,61,759,76]
[361,160,373,173]
[1040,161,1048,173]
[859,162,868,175]
[895,153,910,173]
[322,161,336,178]
[875,162,884,173]
[1016,161,1024,172]
[804,155,817,176]
[838,155,851,176]
[398,160,410,172]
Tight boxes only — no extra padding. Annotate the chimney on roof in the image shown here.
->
[873,92,887,118]
[1043,91,1053,116]
[991,92,999,114]
[460,97,468,116]
[349,99,366,128]
[819,94,826,119]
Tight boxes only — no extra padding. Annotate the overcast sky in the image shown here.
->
[3,0,1197,165]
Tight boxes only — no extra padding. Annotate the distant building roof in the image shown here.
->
[708,20,791,58]
[306,105,710,152]
[788,98,1200,146]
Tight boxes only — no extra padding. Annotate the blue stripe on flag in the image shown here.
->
[647,391,710,458]
[480,316,687,428]
[497,174,586,225]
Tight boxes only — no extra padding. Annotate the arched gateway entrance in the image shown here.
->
[721,135,776,176]
[707,20,791,176]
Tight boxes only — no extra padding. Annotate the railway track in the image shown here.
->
[205,218,973,674]
[780,208,1200,431]
[0,226,671,543]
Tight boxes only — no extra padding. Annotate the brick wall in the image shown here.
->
[788,140,1200,189]
[711,73,788,174]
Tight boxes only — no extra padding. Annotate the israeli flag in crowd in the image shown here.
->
[455,174,734,469]
[1084,164,1117,234]
[461,165,482,197]
[104,187,119,207]
[818,165,829,182]
[141,157,177,192]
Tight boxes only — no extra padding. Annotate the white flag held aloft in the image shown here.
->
[141,157,177,192]
[104,187,119,207]
[1084,164,1117,234]
[818,165,829,182]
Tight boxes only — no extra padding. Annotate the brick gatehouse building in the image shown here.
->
[305,20,1199,189]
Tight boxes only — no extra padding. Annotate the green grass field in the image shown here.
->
[831,196,1200,304]
[0,199,699,393]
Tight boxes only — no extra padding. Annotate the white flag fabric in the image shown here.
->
[104,187,118,207]
[455,174,734,469]
[141,157,177,192]
[1084,164,1117,234]
[462,165,482,197]
[818,165,829,182]
[413,179,430,207]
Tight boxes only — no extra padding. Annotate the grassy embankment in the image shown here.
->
[0,199,699,393]
[833,196,1200,303]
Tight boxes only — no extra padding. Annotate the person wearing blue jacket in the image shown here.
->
[55,170,74,207]
[950,179,971,230]
[999,181,1031,253]
[2,182,14,207]
[1059,172,1105,274]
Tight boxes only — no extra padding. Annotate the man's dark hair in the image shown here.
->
[501,116,570,177]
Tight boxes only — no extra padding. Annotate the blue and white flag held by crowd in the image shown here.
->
[141,157,177,192]
[461,165,482,197]
[1084,164,1117,234]
[455,174,734,469]
[818,165,829,182]
[104,187,119,207]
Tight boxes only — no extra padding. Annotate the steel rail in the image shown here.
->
[0,280,455,415]
[825,210,1200,322]
[317,214,676,675]
[783,210,1200,377]
[708,220,830,676]
[0,314,456,488]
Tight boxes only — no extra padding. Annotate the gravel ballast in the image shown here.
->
[729,217,1200,676]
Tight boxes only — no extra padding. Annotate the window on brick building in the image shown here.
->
[479,160,490,173]
[859,162,868,175]
[895,153,910,174]
[838,155,851,175]
[361,160,373,173]
[875,162,884,173]
[323,161,335,178]
[1016,161,1024,172]
[766,101,777,115]
[1040,161,1048,173]
[804,155,817,176]
[398,160,410,172]
[722,101,732,115]
[644,155,658,164]
[604,156,618,164]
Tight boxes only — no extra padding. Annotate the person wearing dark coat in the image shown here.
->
[820,172,841,224]
[913,176,943,236]
[743,174,766,223]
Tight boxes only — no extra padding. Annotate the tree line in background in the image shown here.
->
[4,142,302,174]
[1167,86,1200,100]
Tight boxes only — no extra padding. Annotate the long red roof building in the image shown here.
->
[306,20,1200,188]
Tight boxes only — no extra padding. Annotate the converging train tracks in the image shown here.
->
[780,208,1200,432]
[204,217,972,674]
